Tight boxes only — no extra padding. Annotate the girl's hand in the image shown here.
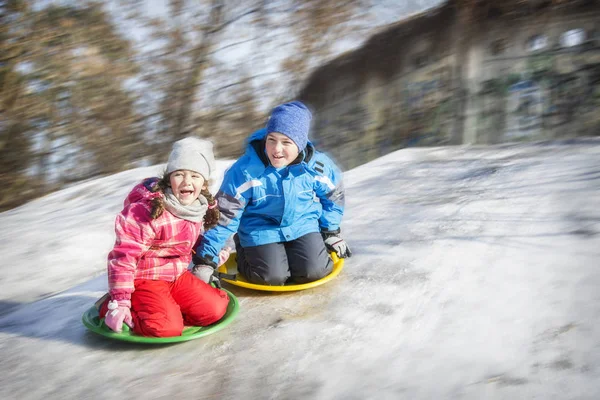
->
[104,299,134,333]
[218,247,231,267]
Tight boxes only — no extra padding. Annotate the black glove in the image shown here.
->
[321,229,352,258]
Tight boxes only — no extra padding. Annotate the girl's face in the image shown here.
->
[169,170,206,206]
[265,132,299,168]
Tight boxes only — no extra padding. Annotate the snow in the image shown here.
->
[1,140,600,399]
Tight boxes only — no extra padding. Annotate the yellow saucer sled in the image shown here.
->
[217,252,344,292]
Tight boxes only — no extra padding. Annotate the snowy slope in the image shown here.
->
[0,160,233,311]
[1,140,600,400]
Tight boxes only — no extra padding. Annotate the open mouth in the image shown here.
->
[179,189,194,196]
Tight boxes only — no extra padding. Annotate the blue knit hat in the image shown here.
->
[266,101,312,151]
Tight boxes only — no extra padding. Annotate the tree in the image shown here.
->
[130,0,373,156]
[1,0,37,210]
[0,1,142,210]
[0,0,380,211]
[280,0,371,94]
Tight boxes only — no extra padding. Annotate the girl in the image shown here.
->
[100,137,229,337]
[192,101,351,287]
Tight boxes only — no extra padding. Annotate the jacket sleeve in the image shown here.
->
[107,202,156,301]
[195,161,251,265]
[312,153,345,232]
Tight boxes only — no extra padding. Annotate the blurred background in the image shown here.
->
[2,0,599,212]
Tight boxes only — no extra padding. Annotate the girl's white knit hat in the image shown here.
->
[166,137,215,179]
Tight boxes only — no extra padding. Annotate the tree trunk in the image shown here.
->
[173,0,225,139]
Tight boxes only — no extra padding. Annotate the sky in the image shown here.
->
[1,139,600,399]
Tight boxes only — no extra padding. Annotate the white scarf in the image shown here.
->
[162,188,208,223]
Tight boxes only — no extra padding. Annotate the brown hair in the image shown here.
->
[149,173,220,231]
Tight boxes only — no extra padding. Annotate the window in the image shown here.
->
[560,29,585,47]
[527,34,548,52]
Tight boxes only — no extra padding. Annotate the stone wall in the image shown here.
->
[472,12,600,143]
[299,1,600,170]
[300,3,458,170]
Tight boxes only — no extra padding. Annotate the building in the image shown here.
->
[298,0,600,170]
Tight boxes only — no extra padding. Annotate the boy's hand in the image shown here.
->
[321,230,352,258]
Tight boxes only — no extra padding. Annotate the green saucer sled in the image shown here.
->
[217,252,344,292]
[82,288,239,344]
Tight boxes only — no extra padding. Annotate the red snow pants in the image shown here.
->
[100,271,229,337]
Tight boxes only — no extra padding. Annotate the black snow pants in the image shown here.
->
[234,232,333,286]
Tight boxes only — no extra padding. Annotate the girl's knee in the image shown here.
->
[184,289,230,326]
[202,295,229,325]
[188,292,229,326]
[134,311,184,337]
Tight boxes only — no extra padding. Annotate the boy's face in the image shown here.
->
[265,132,299,168]
[169,169,206,206]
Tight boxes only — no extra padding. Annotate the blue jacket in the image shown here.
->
[196,128,345,264]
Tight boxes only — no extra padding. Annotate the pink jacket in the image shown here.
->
[107,178,204,301]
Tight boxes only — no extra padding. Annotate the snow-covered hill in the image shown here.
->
[1,140,599,399]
